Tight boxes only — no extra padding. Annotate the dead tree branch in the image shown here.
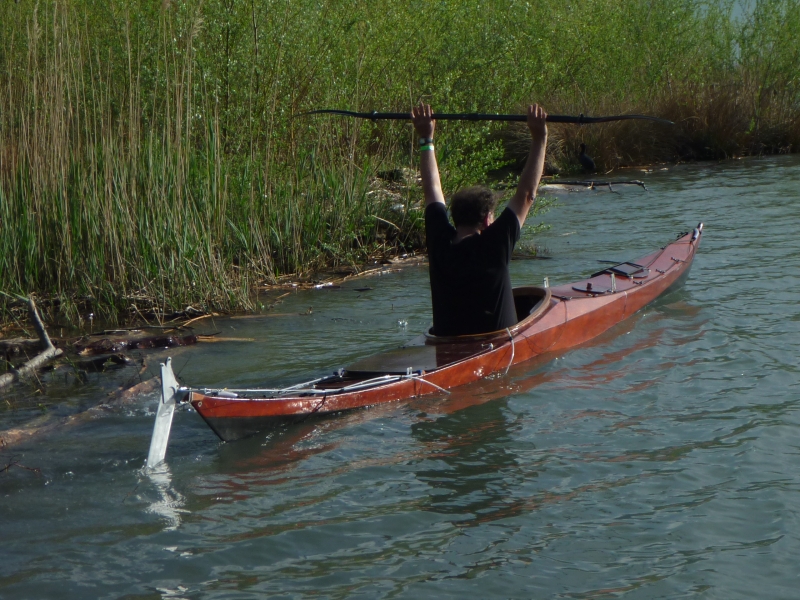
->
[0,455,42,476]
[0,296,63,390]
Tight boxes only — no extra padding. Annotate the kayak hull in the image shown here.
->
[192,225,703,441]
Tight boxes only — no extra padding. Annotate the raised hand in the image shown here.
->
[411,102,436,140]
[526,103,548,141]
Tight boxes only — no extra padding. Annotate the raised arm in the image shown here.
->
[507,104,548,227]
[411,103,445,208]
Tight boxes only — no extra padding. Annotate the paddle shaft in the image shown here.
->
[303,110,674,126]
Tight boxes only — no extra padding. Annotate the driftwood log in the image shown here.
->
[542,179,649,191]
[76,353,135,372]
[0,297,63,390]
[74,332,198,356]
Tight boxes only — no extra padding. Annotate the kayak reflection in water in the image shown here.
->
[411,102,549,336]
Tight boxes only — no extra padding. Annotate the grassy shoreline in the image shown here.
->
[2,0,799,327]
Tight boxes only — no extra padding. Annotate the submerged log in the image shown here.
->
[0,375,160,448]
[0,338,43,358]
[76,353,134,372]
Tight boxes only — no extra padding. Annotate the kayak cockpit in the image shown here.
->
[424,285,552,344]
[343,285,551,376]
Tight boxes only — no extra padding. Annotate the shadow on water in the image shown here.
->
[410,400,524,523]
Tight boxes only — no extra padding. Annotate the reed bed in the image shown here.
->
[1,0,798,324]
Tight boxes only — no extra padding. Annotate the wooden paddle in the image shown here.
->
[301,109,674,126]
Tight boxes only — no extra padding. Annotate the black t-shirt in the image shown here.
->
[425,203,520,336]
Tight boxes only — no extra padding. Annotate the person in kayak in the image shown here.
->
[411,102,548,336]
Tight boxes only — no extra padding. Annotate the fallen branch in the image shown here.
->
[257,258,417,292]
[88,325,190,336]
[0,297,63,390]
[182,313,219,327]
[0,455,42,476]
[196,336,255,343]
[542,179,648,191]
[74,332,197,356]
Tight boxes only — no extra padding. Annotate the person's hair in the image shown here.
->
[449,186,498,227]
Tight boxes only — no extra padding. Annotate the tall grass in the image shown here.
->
[1,0,799,324]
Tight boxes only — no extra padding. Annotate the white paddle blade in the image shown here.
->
[146,358,180,469]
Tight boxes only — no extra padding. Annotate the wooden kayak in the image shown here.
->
[186,224,703,443]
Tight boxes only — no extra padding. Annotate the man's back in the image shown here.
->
[426,204,520,336]
[410,101,547,338]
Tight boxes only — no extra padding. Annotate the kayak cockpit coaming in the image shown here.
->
[423,285,552,345]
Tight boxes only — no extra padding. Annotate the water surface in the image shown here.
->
[2,156,800,599]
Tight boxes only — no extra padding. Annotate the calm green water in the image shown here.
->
[2,156,800,599]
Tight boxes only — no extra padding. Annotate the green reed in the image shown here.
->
[1,0,798,323]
